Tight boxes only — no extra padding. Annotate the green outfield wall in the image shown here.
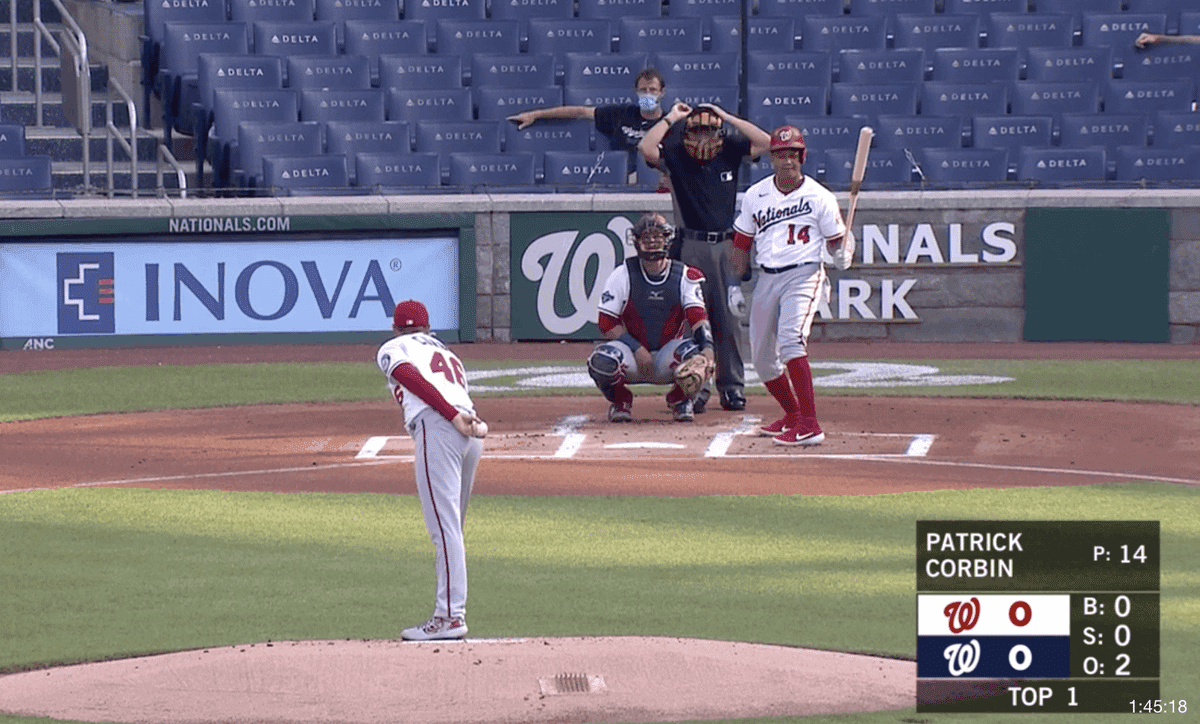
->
[1,191,1198,350]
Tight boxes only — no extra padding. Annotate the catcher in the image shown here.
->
[587,212,716,422]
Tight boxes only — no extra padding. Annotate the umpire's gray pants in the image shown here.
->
[679,237,745,393]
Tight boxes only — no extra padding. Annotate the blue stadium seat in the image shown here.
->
[916,147,1009,186]
[563,86,635,107]
[972,113,1052,150]
[344,21,428,85]
[206,88,300,187]
[1114,145,1200,183]
[314,0,400,51]
[447,152,537,191]
[193,53,285,178]
[847,0,935,15]
[475,86,563,121]
[1181,11,1200,36]
[1103,79,1195,115]
[802,15,887,52]
[921,81,1009,117]
[386,88,473,121]
[710,16,796,53]
[562,53,651,88]
[504,119,592,173]
[985,13,1074,49]
[633,147,666,190]
[1009,80,1099,115]
[670,86,739,110]
[784,115,869,151]
[746,84,830,130]
[527,19,613,57]
[930,48,1019,82]
[403,0,486,23]
[823,147,912,187]
[891,14,981,51]
[1123,43,1200,83]
[1017,146,1107,184]
[578,0,661,19]
[379,53,463,89]
[414,120,503,180]
[470,53,556,89]
[757,0,843,17]
[0,123,24,157]
[230,0,315,24]
[0,155,53,198]
[617,17,703,53]
[300,88,386,122]
[1036,0,1123,36]
[1082,12,1167,70]
[157,22,249,143]
[829,82,919,120]
[653,52,739,89]
[435,19,521,59]
[355,151,443,190]
[252,21,339,58]
[542,150,630,188]
[1125,0,1187,33]
[943,0,1026,14]
[234,120,323,188]
[141,0,228,127]
[287,55,372,89]
[261,153,353,195]
[875,114,965,149]
[1152,110,1200,148]
[745,152,775,186]
[1023,47,1113,83]
[325,120,411,182]
[746,51,832,86]
[665,0,738,46]
[838,49,924,85]
[490,0,573,22]
[1059,112,1149,151]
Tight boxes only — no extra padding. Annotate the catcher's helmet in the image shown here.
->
[393,299,429,330]
[770,125,806,163]
[683,107,724,161]
[628,213,674,261]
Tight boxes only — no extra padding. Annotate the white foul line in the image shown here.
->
[553,415,588,458]
[356,436,390,459]
[705,416,762,458]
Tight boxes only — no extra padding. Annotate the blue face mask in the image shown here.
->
[637,93,661,112]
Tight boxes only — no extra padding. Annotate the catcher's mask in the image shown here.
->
[393,299,429,330]
[628,213,674,262]
[683,108,724,162]
[770,125,807,164]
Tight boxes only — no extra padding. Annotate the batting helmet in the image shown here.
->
[628,212,674,262]
[770,125,806,162]
[683,107,724,162]
[393,299,429,330]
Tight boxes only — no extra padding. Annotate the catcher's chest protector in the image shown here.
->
[624,259,689,350]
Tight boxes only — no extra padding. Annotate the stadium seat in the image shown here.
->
[386,88,473,122]
[192,53,285,178]
[1123,43,1200,83]
[344,21,429,85]
[746,51,832,86]
[985,13,1074,49]
[972,114,1053,150]
[1009,80,1099,115]
[0,155,53,198]
[617,17,704,53]
[300,88,386,123]
[891,14,981,51]
[930,48,1020,83]
[562,53,651,89]
[1059,112,1150,151]
[1036,0,1123,36]
[1152,110,1200,148]
[665,0,738,49]
[470,53,556,89]
[503,119,592,173]
[447,152,537,191]
[875,114,965,150]
[784,115,870,151]
[921,81,1009,117]
[653,52,739,89]
[261,153,353,195]
[1125,0,1187,33]
[1017,146,1107,184]
[837,49,925,85]
[414,120,503,180]
[745,152,775,186]
[943,0,1026,14]
[0,123,24,157]
[355,151,443,190]
[234,120,323,188]
[1082,12,1167,70]
[379,53,463,89]
[403,0,486,23]
[141,0,228,127]
[205,88,300,187]
[1103,79,1195,115]
[157,22,249,144]
[823,147,912,188]
[325,120,411,182]
[669,86,739,111]
[527,19,613,56]
[1022,47,1114,83]
[563,86,634,107]
[916,147,1009,186]
[287,55,372,90]
[847,0,935,15]
[542,150,630,188]
[490,0,573,23]
[230,0,315,24]
[802,15,888,52]
[474,86,563,121]
[757,0,843,17]
[578,0,662,19]
[1181,11,1200,36]
[314,0,400,51]
[252,21,339,58]
[829,82,919,120]
[710,16,796,53]
[746,84,830,130]
[435,19,521,59]
[633,148,665,190]
[1114,145,1200,183]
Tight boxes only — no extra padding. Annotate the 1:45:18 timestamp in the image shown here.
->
[1131,700,1187,714]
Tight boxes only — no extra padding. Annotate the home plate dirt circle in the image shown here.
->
[0,637,914,723]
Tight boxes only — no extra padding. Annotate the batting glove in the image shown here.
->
[727,285,748,318]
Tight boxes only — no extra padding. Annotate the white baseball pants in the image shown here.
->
[749,262,829,382]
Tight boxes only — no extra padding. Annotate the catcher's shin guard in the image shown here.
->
[587,344,625,402]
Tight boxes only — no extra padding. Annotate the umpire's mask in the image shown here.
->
[683,108,724,162]
[628,213,674,262]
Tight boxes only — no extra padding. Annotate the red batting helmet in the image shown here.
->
[393,299,429,330]
[770,126,807,159]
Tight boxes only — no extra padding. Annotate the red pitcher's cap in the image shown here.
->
[770,126,806,152]
[393,299,429,329]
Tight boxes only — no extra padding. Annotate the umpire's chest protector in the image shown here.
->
[624,259,690,349]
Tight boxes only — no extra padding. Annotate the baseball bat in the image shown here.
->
[845,125,874,231]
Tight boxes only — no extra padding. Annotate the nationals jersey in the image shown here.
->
[733,175,845,268]
[376,332,475,427]
[596,259,707,351]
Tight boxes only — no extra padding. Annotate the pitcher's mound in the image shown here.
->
[0,636,915,723]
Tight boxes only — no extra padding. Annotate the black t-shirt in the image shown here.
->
[593,104,657,153]
[659,123,751,232]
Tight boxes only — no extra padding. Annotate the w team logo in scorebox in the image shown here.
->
[57,252,115,334]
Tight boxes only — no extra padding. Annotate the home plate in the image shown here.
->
[605,442,687,450]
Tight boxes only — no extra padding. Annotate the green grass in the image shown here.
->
[0,484,1196,724]
[2,358,1199,422]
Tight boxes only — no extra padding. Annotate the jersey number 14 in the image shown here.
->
[787,224,811,245]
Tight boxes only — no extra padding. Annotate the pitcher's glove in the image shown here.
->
[674,354,714,398]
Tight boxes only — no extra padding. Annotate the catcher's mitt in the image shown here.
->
[674,354,714,398]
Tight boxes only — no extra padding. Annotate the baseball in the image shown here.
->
[472,420,489,438]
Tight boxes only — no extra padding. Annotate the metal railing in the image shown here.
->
[32,0,91,194]
[157,142,188,198]
[105,77,137,198]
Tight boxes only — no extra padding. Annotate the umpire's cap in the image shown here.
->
[393,299,430,330]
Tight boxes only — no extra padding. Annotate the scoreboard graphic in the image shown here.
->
[916,521,1160,713]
